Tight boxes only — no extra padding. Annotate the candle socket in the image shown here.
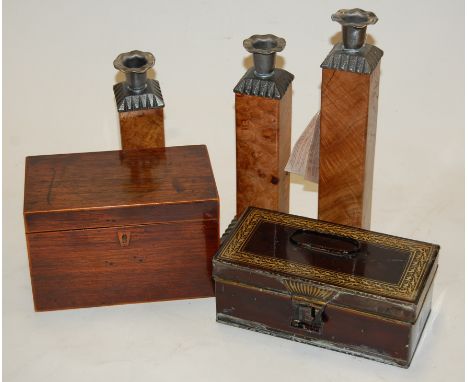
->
[342,25,367,50]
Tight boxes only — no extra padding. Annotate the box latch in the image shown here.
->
[291,298,326,333]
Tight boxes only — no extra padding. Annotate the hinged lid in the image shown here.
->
[213,207,439,323]
[24,145,218,233]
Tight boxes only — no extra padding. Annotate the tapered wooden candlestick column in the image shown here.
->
[234,34,294,217]
[318,9,383,229]
[113,50,165,149]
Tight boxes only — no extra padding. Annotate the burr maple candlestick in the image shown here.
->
[113,50,165,149]
[318,9,383,229]
[234,34,294,217]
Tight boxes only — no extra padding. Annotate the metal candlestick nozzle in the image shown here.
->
[332,8,378,50]
[243,34,286,79]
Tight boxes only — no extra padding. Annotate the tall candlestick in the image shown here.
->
[234,34,294,217]
[318,9,383,229]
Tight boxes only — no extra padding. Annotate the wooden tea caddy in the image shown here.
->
[24,145,219,311]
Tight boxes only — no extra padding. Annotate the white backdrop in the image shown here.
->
[3,0,464,381]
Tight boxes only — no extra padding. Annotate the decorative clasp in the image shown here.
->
[291,298,326,333]
[283,280,334,334]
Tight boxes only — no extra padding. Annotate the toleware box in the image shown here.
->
[24,145,219,311]
[213,207,439,367]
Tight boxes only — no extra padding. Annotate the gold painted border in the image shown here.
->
[218,208,437,301]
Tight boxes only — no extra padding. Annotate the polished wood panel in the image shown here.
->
[235,87,291,217]
[24,145,218,232]
[318,65,380,229]
[119,108,164,149]
[28,219,218,311]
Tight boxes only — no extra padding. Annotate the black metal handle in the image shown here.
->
[289,229,361,258]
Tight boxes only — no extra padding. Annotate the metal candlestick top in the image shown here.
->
[234,34,293,99]
[243,34,286,79]
[113,50,155,93]
[332,9,378,50]
[113,50,164,112]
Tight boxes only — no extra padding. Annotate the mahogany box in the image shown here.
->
[24,145,219,311]
[213,207,439,367]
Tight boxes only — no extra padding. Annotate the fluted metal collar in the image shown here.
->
[332,8,378,28]
[113,50,155,74]
[243,34,286,54]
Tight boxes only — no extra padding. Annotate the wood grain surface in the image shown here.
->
[24,145,218,232]
[318,65,380,229]
[119,108,164,149]
[235,87,292,217]
[28,219,219,311]
[23,145,220,310]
